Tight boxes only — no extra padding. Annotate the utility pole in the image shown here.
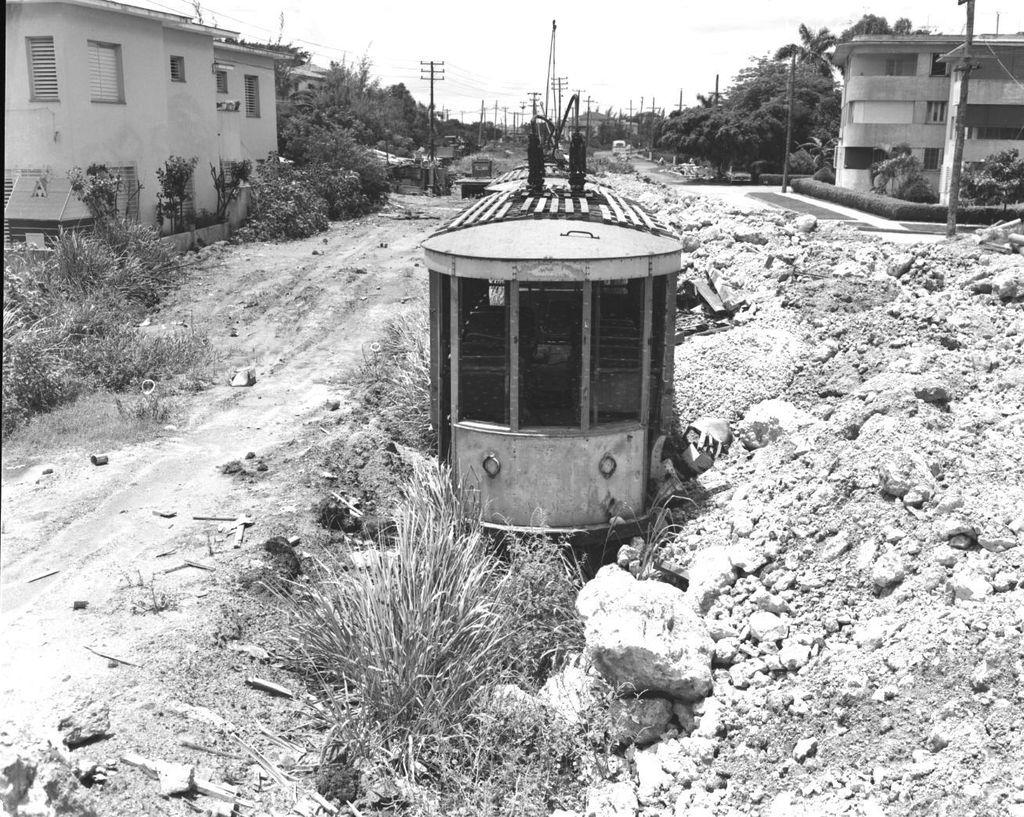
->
[946,0,976,238]
[649,96,656,159]
[528,91,541,117]
[520,101,527,141]
[502,106,508,139]
[585,94,596,140]
[714,74,720,107]
[678,88,683,113]
[551,76,568,118]
[780,54,795,192]
[493,100,499,137]
[479,99,485,148]
[419,60,444,163]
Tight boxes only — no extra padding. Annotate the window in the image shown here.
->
[591,280,644,424]
[930,53,948,77]
[884,55,917,77]
[926,101,947,124]
[519,283,582,427]
[458,279,509,424]
[923,148,942,171]
[27,36,59,100]
[169,55,185,82]
[243,74,260,117]
[843,147,877,170]
[88,41,124,102]
[969,126,1024,140]
[215,69,228,94]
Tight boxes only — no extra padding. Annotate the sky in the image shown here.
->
[136,0,1022,122]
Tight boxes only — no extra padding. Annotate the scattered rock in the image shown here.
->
[576,566,714,700]
[792,736,818,762]
[608,697,673,747]
[748,611,789,643]
[794,214,817,234]
[58,702,112,748]
[871,552,905,591]
[584,781,638,817]
[950,565,993,601]
[686,545,738,612]
[230,367,256,387]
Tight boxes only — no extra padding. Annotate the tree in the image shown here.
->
[155,156,198,233]
[960,148,1024,207]
[659,107,759,177]
[774,24,838,77]
[839,14,930,42]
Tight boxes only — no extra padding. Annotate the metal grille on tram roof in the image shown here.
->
[433,185,675,239]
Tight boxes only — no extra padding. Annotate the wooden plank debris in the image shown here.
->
[85,646,139,667]
[27,569,60,583]
[245,676,295,698]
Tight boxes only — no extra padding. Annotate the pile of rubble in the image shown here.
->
[546,176,1023,816]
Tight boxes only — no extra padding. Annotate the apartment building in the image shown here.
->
[831,34,1024,203]
[4,0,282,239]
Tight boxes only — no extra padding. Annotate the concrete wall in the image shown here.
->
[5,3,278,231]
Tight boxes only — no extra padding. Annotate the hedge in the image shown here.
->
[759,174,811,186]
[790,179,1024,225]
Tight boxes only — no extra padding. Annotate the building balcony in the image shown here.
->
[844,75,951,103]
[840,123,946,149]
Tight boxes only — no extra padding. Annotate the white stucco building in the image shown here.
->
[4,0,282,239]
[831,34,1024,203]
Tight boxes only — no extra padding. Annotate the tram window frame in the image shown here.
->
[450,278,652,432]
[589,279,645,426]
[455,278,510,425]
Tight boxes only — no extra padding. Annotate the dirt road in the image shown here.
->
[0,195,459,802]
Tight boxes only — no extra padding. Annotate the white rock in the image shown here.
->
[585,781,638,817]
[686,545,738,612]
[748,611,789,643]
[728,543,768,574]
[693,696,725,739]
[792,736,818,762]
[932,544,958,567]
[853,617,889,650]
[794,214,817,233]
[950,565,993,601]
[779,641,811,671]
[736,399,813,450]
[538,658,601,723]
[576,566,714,700]
[871,553,905,590]
[634,746,672,803]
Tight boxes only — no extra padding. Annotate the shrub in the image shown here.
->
[812,165,836,184]
[237,166,329,241]
[787,149,817,175]
[593,154,634,174]
[960,148,1024,207]
[899,176,939,204]
[759,173,812,186]
[156,155,199,234]
[353,310,434,451]
[791,178,1024,224]
[2,227,207,435]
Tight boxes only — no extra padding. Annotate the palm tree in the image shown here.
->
[774,24,838,78]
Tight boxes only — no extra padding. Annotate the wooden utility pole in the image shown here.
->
[780,54,795,192]
[584,94,596,140]
[946,0,976,238]
[478,99,485,147]
[528,92,541,117]
[551,76,568,118]
[502,106,508,139]
[678,88,683,112]
[419,60,444,163]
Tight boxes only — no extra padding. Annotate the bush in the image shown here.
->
[353,310,434,451]
[960,148,1024,207]
[791,178,1024,224]
[237,167,330,241]
[787,149,817,175]
[3,228,207,435]
[812,166,836,184]
[758,174,812,186]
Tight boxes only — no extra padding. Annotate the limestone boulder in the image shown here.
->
[576,566,714,701]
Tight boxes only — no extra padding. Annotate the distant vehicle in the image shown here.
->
[612,139,627,154]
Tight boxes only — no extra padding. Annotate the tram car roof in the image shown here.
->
[422,182,682,281]
[484,163,600,194]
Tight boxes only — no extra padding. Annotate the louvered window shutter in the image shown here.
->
[89,41,123,102]
[28,37,59,100]
[244,75,260,117]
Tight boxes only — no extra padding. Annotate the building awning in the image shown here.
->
[3,175,92,222]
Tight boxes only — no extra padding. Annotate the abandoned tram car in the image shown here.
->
[422,128,682,534]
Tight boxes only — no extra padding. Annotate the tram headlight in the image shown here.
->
[599,453,617,478]
[482,452,501,478]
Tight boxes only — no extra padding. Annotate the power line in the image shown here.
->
[420,60,445,163]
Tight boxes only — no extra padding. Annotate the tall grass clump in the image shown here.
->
[3,224,207,436]
[354,310,433,451]
[283,460,514,765]
[280,459,586,810]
